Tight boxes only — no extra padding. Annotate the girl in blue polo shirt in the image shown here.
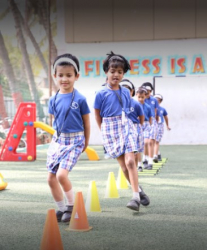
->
[94,51,149,212]
[154,94,171,161]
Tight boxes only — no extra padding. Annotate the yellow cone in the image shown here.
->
[0,173,8,191]
[105,172,119,198]
[85,181,101,212]
[117,167,128,189]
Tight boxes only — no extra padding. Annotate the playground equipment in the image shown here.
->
[0,103,99,161]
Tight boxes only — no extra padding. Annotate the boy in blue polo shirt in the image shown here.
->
[154,94,171,161]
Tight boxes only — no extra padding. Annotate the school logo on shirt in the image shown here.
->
[71,102,79,109]
[130,107,134,112]
[151,101,155,105]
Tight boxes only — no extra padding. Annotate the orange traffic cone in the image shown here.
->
[66,191,92,232]
[40,209,64,250]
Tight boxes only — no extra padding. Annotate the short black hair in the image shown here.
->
[141,82,154,91]
[103,51,130,73]
[53,53,80,76]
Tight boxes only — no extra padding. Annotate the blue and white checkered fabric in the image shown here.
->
[156,123,164,142]
[134,123,144,153]
[142,121,151,139]
[149,117,158,140]
[46,132,85,174]
[101,115,138,158]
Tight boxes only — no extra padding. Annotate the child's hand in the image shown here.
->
[167,126,171,130]
[82,144,88,152]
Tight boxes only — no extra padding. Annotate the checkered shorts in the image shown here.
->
[46,131,85,174]
[101,115,138,158]
[156,123,164,142]
[134,123,144,153]
[142,121,151,139]
[149,117,158,140]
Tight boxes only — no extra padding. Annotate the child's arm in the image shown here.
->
[164,115,171,130]
[149,116,152,126]
[94,109,102,130]
[139,115,144,126]
[82,114,90,152]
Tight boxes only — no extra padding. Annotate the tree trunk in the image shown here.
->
[0,85,10,129]
[9,0,44,120]
[0,31,23,108]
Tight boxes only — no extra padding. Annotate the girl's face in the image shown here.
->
[137,93,145,104]
[106,66,124,89]
[54,65,79,93]
[145,89,151,99]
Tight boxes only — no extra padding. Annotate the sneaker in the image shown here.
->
[143,160,148,168]
[138,166,143,172]
[104,153,111,159]
[126,198,140,211]
[56,210,64,222]
[139,185,150,206]
[153,156,158,163]
[61,205,73,223]
[146,164,153,170]
[158,154,162,161]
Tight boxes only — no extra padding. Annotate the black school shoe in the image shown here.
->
[56,210,64,222]
[153,156,158,163]
[126,198,140,211]
[146,164,153,170]
[138,166,143,172]
[158,154,162,161]
[61,205,74,223]
[143,160,148,169]
[139,185,150,206]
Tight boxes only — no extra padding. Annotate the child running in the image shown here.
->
[154,94,171,161]
[94,51,149,211]
[46,53,90,223]
[136,87,152,172]
[141,82,159,169]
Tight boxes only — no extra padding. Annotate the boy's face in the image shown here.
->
[106,66,124,88]
[137,93,145,104]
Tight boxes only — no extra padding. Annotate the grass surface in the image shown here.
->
[0,145,207,250]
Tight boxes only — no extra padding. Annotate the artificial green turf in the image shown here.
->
[0,145,207,250]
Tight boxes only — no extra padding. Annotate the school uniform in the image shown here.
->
[156,106,168,142]
[128,98,144,153]
[139,102,152,140]
[145,96,159,140]
[94,86,138,158]
[46,89,90,174]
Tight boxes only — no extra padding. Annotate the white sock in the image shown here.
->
[148,157,153,164]
[143,155,148,161]
[154,155,157,158]
[138,162,142,167]
[133,192,140,201]
[64,189,74,206]
[56,200,67,212]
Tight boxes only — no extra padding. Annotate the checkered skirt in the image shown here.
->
[101,115,138,158]
[134,123,144,153]
[46,131,85,174]
[156,123,164,142]
[149,117,158,140]
[142,121,151,139]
